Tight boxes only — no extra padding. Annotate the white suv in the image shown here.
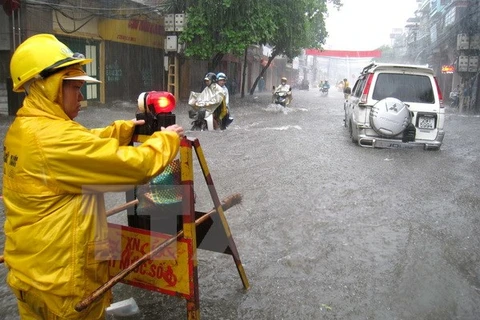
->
[344,63,445,150]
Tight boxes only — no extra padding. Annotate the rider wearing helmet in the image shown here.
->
[273,76,293,105]
[203,72,217,87]
[4,34,184,319]
[321,80,331,96]
[216,72,227,81]
[189,71,227,129]
[216,72,233,129]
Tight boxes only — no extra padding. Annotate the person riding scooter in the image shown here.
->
[188,72,227,130]
[216,72,233,129]
[273,77,292,106]
[321,80,330,96]
[449,85,460,108]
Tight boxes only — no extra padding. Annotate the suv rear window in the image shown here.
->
[372,73,435,103]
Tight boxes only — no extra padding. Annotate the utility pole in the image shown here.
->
[163,14,187,99]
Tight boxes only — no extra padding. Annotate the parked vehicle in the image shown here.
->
[344,63,445,150]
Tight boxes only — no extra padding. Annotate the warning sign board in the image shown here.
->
[108,223,194,298]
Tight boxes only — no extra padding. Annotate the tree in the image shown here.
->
[249,0,342,95]
[178,0,343,96]
[179,0,276,70]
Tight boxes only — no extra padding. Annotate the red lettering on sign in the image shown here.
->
[162,266,177,286]
[117,35,136,42]
[128,20,139,29]
[140,242,149,255]
[125,19,165,36]
[120,247,133,269]
[126,237,140,251]
[115,246,178,286]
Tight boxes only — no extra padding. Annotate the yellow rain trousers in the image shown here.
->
[2,66,180,319]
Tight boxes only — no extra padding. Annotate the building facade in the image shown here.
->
[1,0,282,115]
[404,0,480,113]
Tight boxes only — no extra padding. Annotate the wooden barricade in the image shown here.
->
[94,136,249,319]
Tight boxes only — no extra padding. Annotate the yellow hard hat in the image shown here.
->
[10,34,92,92]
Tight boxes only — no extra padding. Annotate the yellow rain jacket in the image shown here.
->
[3,66,180,319]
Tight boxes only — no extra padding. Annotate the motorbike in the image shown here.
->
[449,91,459,108]
[320,86,329,96]
[188,108,215,131]
[273,89,292,107]
[188,87,226,131]
[274,91,288,107]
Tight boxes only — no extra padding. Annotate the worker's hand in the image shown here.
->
[131,119,145,126]
[162,124,184,138]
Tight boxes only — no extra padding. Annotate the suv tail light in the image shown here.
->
[360,74,374,104]
[434,77,444,107]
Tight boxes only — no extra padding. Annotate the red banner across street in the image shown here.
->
[305,49,382,58]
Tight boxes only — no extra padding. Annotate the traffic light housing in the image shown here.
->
[135,91,176,135]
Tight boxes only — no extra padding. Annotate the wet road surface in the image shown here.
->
[1,89,479,319]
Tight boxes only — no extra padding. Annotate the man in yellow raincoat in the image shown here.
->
[2,34,184,319]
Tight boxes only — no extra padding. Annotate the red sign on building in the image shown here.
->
[442,65,455,74]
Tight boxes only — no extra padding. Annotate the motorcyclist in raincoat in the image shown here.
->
[273,77,293,106]
[216,72,233,129]
[320,80,331,96]
[2,34,184,319]
[188,72,227,130]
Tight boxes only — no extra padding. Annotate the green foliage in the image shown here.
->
[265,0,330,60]
[179,0,342,68]
[180,0,276,62]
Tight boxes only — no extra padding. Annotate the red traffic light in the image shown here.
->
[138,91,176,114]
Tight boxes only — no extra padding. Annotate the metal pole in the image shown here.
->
[17,9,21,46]
[12,10,16,49]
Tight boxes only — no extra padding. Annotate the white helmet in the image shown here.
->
[217,72,227,81]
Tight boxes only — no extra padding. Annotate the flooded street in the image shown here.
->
[1,89,479,319]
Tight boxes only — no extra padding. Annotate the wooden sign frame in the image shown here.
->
[113,136,249,319]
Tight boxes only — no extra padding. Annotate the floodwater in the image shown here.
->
[1,88,479,319]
